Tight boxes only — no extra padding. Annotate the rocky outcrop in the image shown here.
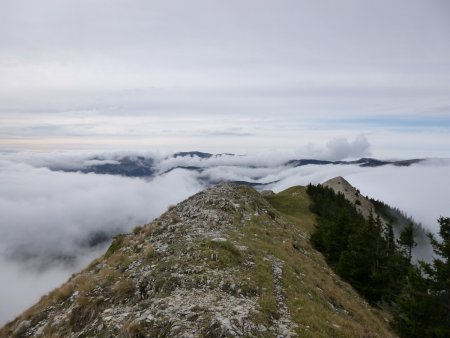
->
[322,176,377,221]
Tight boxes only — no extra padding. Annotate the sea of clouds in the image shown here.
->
[0,158,203,324]
[0,144,449,324]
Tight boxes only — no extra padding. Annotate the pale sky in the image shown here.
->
[1,0,450,157]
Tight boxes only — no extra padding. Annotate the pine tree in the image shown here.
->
[398,222,417,263]
[423,216,450,337]
[385,222,395,254]
[394,265,433,337]
[394,216,450,338]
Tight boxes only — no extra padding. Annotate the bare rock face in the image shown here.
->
[260,190,275,197]
[1,183,395,338]
[322,176,377,221]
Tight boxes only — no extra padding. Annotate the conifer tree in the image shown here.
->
[385,222,395,254]
[423,216,450,337]
[398,222,417,263]
[394,216,450,338]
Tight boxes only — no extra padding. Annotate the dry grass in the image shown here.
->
[118,320,148,338]
[141,222,158,238]
[112,278,135,300]
[69,295,102,333]
[107,251,131,269]
[145,244,155,260]
[97,265,120,286]
[74,274,96,294]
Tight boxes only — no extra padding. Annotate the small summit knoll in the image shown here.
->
[1,184,395,338]
[322,176,376,220]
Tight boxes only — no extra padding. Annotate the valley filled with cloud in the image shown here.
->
[1,147,449,324]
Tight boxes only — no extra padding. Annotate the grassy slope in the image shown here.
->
[264,186,316,233]
[261,186,394,337]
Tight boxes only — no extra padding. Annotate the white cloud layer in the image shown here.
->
[1,149,450,325]
[0,159,203,324]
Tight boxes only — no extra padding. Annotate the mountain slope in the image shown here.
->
[1,184,395,338]
[322,176,432,262]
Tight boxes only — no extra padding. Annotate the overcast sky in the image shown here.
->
[1,0,449,157]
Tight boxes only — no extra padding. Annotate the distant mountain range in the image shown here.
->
[78,156,156,177]
[286,157,423,168]
[47,151,425,179]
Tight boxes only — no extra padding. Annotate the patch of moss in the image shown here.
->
[105,234,126,258]
[207,239,241,257]
[204,239,244,268]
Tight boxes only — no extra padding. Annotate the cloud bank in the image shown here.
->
[0,160,202,324]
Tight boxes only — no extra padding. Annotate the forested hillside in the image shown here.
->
[307,184,450,338]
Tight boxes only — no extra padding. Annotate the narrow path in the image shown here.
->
[269,256,297,338]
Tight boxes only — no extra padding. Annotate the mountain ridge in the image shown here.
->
[1,183,395,338]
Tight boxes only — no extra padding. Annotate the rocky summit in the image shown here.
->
[1,183,395,338]
[322,176,377,221]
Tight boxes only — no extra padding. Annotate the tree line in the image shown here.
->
[307,184,449,338]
